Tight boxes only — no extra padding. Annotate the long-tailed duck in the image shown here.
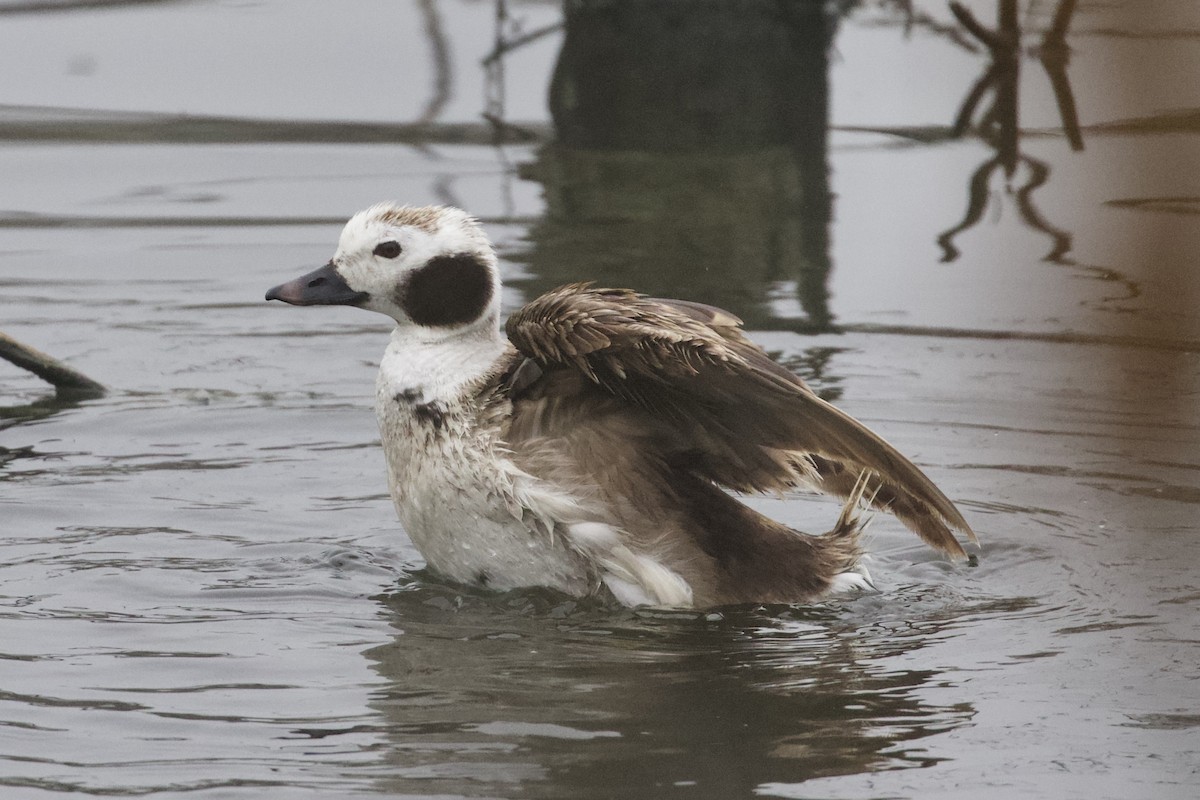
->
[266,203,976,607]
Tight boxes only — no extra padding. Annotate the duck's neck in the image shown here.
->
[378,321,509,406]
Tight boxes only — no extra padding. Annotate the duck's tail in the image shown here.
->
[822,471,876,595]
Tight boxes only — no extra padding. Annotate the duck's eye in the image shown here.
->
[374,241,402,259]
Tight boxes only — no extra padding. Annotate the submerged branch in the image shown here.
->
[0,331,105,396]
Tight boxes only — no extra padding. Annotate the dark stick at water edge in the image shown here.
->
[0,331,105,396]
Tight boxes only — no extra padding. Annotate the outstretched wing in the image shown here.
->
[505,283,976,557]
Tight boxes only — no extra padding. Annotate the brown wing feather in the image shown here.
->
[506,284,976,557]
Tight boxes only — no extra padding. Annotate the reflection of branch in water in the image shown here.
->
[1012,155,1071,261]
[949,0,1005,50]
[0,110,554,146]
[941,0,1082,263]
[416,0,453,125]
[937,154,1072,263]
[481,18,540,153]
[950,1,1020,174]
[0,0,181,14]
[482,1,562,145]
[936,156,999,263]
[952,62,1000,137]
[1035,0,1083,151]
[482,0,538,215]
[1046,0,1077,39]
[484,0,508,128]
[875,0,983,52]
[949,0,1083,150]
[431,175,461,211]
[482,23,563,67]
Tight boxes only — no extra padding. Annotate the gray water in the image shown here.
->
[1,1,1198,797]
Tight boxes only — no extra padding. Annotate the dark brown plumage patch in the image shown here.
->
[506,283,976,559]
[394,387,445,429]
[414,401,445,430]
[670,472,862,604]
[395,388,423,404]
[398,253,493,328]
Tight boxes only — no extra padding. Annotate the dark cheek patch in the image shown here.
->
[397,253,494,327]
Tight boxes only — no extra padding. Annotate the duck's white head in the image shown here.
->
[266,203,500,339]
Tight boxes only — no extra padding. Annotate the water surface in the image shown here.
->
[1,1,1197,797]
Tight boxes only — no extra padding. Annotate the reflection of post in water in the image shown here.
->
[514,0,842,331]
[938,0,1081,263]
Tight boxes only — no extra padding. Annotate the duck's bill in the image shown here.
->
[265,263,369,306]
